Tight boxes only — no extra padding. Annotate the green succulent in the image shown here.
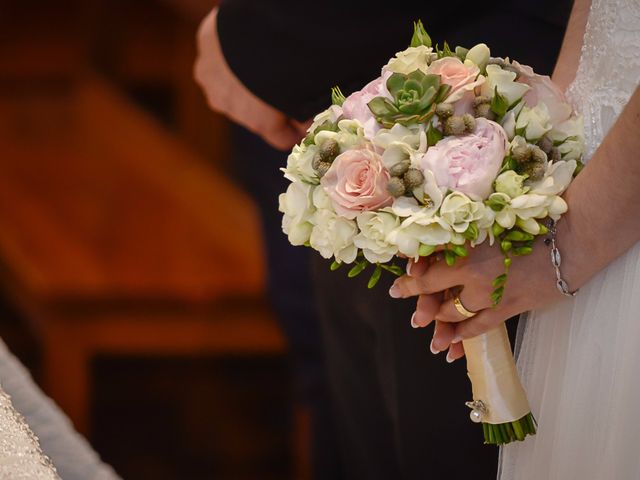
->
[367,70,451,128]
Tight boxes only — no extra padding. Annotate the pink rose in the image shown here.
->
[512,61,572,125]
[421,118,508,201]
[342,71,392,138]
[427,57,481,103]
[321,149,393,219]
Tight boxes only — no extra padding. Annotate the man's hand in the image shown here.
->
[194,8,306,151]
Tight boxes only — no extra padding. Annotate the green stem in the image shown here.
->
[482,413,537,445]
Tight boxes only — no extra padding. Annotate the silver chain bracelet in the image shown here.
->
[544,219,578,297]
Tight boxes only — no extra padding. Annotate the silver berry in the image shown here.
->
[387,177,406,197]
[403,168,425,190]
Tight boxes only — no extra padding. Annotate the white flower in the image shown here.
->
[516,103,552,141]
[391,169,444,217]
[308,105,343,134]
[528,160,577,196]
[384,45,434,75]
[354,211,400,263]
[387,213,452,258]
[283,143,319,184]
[481,64,530,106]
[501,110,517,140]
[465,43,490,71]
[474,207,496,246]
[309,209,358,264]
[549,116,585,160]
[547,196,568,220]
[495,170,529,198]
[439,192,485,233]
[373,123,427,169]
[516,217,541,235]
[279,182,315,245]
[510,193,550,219]
[315,119,367,152]
[312,186,333,210]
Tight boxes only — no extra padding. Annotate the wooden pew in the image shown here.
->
[0,76,285,435]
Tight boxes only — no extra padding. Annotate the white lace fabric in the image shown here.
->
[0,387,59,480]
[499,1,640,479]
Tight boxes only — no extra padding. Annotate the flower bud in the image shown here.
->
[389,160,411,177]
[312,151,324,171]
[316,161,332,178]
[473,95,491,106]
[387,177,406,197]
[538,135,553,154]
[436,103,454,118]
[403,168,425,189]
[512,145,531,164]
[530,145,547,164]
[550,146,562,161]
[463,113,476,132]
[319,139,339,161]
[444,115,466,135]
[474,102,495,120]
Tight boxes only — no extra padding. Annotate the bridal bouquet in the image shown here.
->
[279,21,583,444]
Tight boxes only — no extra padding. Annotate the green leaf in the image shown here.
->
[410,19,432,48]
[386,73,407,96]
[367,265,383,289]
[435,84,451,103]
[426,124,444,146]
[368,97,395,116]
[331,86,346,106]
[490,86,510,117]
[418,244,436,257]
[330,260,342,271]
[347,261,367,278]
[444,249,456,266]
[455,46,469,61]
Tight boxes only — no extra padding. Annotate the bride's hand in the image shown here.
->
[392,240,562,361]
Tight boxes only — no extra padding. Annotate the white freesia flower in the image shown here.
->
[549,116,585,160]
[510,193,549,219]
[387,213,452,258]
[373,123,427,169]
[474,207,496,246]
[516,103,552,141]
[308,105,343,134]
[501,110,517,139]
[312,185,333,210]
[491,193,518,229]
[495,170,529,198]
[529,160,577,196]
[481,64,530,106]
[384,45,434,74]
[516,217,541,235]
[547,196,568,220]
[465,43,490,70]
[283,143,319,184]
[439,192,485,233]
[310,209,358,264]
[315,118,367,152]
[279,182,316,245]
[354,211,400,263]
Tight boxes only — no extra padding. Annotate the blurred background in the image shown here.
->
[0,0,308,478]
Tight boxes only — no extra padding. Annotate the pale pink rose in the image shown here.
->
[427,57,481,103]
[342,71,392,138]
[321,149,393,219]
[512,61,572,125]
[421,118,508,201]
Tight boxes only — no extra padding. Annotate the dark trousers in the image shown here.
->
[313,256,501,480]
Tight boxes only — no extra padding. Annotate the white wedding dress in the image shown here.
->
[499,0,640,479]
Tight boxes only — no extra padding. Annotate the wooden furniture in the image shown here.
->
[0,76,285,435]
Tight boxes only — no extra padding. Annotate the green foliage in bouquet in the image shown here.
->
[368,71,451,128]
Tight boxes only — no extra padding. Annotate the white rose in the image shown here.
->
[465,43,490,71]
[384,45,434,75]
[549,116,585,160]
[279,182,316,245]
[283,143,319,184]
[439,192,485,233]
[481,64,530,106]
[494,170,529,198]
[309,209,358,264]
[516,103,552,141]
[353,211,400,263]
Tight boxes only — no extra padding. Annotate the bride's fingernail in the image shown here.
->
[406,261,413,276]
[430,339,440,354]
[389,284,401,298]
[410,312,419,328]
[446,351,455,363]
[452,335,462,344]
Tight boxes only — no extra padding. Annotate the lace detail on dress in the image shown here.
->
[0,386,59,479]
[566,0,640,160]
